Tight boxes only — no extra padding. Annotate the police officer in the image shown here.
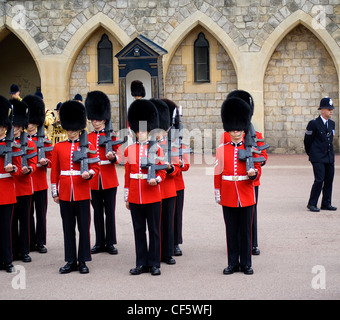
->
[85,91,122,255]
[304,97,337,212]
[51,100,99,274]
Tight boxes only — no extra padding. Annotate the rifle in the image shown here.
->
[140,137,168,183]
[162,107,177,164]
[238,123,269,172]
[171,105,193,160]
[0,126,24,168]
[98,119,124,154]
[19,131,38,168]
[73,129,100,174]
[34,125,53,161]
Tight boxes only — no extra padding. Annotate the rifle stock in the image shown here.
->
[19,131,37,168]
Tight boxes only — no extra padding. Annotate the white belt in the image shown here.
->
[222,175,249,181]
[60,170,81,176]
[100,160,111,165]
[0,173,11,179]
[130,173,148,180]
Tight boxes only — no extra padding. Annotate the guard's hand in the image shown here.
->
[106,151,116,161]
[82,171,91,180]
[5,163,15,173]
[126,201,130,210]
[22,166,32,175]
[148,178,157,186]
[53,196,60,204]
[39,158,49,166]
[247,168,257,177]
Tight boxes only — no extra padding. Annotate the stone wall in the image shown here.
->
[264,25,339,153]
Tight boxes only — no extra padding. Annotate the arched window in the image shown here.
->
[97,34,113,83]
[194,33,210,83]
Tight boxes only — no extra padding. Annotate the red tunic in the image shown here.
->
[87,130,122,190]
[173,144,190,191]
[28,134,53,191]
[124,141,166,205]
[158,138,180,199]
[50,139,99,202]
[214,140,261,207]
[12,138,37,197]
[219,131,268,187]
[0,140,21,205]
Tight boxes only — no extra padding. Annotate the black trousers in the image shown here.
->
[308,162,334,207]
[30,189,48,247]
[59,200,91,262]
[161,196,176,258]
[12,195,32,257]
[0,204,13,264]
[252,186,259,248]
[223,205,253,267]
[91,187,117,246]
[174,190,184,246]
[130,202,161,268]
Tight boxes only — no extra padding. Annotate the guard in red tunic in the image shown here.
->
[23,94,52,254]
[0,96,21,273]
[162,99,190,257]
[51,101,99,274]
[222,90,268,256]
[214,97,261,275]
[124,99,166,276]
[85,91,122,255]
[11,99,37,263]
[151,99,180,265]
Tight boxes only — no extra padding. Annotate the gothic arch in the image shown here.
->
[0,17,42,74]
[163,11,239,77]
[63,12,131,81]
[261,10,340,79]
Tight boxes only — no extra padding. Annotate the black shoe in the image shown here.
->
[161,256,176,265]
[150,266,161,276]
[252,247,260,255]
[307,204,320,212]
[129,265,149,275]
[174,245,182,256]
[241,266,254,275]
[37,244,47,254]
[106,244,118,255]
[223,265,239,275]
[21,254,31,263]
[321,205,337,211]
[4,263,15,273]
[78,262,89,274]
[59,261,78,274]
[91,245,105,254]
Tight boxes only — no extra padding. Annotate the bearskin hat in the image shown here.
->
[85,90,111,121]
[0,96,12,129]
[11,99,29,128]
[23,94,45,126]
[59,100,87,131]
[128,99,159,133]
[227,90,254,116]
[150,98,170,131]
[131,80,146,98]
[221,97,251,132]
[162,98,180,129]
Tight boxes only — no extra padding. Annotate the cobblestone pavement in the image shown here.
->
[0,154,339,300]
